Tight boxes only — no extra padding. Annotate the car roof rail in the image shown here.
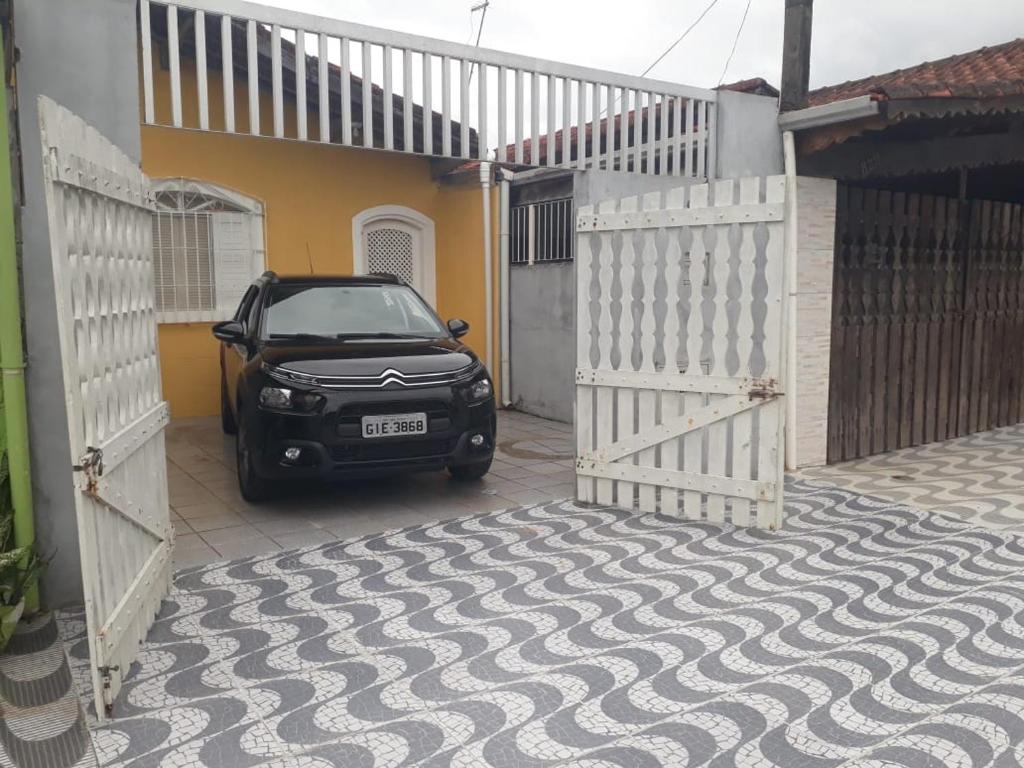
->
[260,270,279,283]
[368,271,403,284]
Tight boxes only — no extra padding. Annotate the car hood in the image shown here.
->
[258,337,478,377]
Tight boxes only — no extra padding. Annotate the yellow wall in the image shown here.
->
[145,52,499,418]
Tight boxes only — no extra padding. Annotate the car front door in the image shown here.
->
[224,285,258,412]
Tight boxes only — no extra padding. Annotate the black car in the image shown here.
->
[212,272,496,502]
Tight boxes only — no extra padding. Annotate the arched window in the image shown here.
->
[352,205,436,305]
[152,178,266,323]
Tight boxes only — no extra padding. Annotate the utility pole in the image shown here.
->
[780,0,813,111]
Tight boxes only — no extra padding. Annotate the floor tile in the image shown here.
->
[186,512,249,533]
[270,529,338,550]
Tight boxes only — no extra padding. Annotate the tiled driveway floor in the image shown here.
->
[801,423,1024,530]
[59,479,1024,767]
[168,410,575,568]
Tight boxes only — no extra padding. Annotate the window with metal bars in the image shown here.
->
[510,198,574,265]
[151,179,266,323]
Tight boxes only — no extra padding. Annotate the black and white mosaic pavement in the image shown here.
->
[58,480,1024,767]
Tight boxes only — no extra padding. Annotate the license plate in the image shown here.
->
[361,413,428,438]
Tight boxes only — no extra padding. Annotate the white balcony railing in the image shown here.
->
[139,0,718,177]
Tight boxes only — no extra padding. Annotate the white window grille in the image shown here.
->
[365,225,415,285]
[352,205,437,305]
[152,179,266,323]
[510,198,573,265]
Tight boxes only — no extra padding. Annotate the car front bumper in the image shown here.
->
[246,384,496,480]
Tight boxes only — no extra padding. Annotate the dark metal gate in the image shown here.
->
[827,184,1024,463]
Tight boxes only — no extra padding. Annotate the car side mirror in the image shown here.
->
[447,318,470,339]
[212,320,245,344]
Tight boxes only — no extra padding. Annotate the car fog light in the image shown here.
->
[283,447,302,461]
[470,434,485,448]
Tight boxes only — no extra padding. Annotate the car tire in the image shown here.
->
[236,412,271,503]
[448,457,492,481]
[220,377,237,435]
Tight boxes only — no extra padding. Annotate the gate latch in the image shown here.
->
[73,447,104,491]
[748,378,778,400]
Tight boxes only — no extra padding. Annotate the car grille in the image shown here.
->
[266,362,478,390]
[328,437,458,463]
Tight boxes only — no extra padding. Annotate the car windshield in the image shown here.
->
[260,284,446,340]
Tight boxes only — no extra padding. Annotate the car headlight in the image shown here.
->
[467,377,492,402]
[259,386,324,412]
[259,386,292,409]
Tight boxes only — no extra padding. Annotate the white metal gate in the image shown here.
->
[575,176,788,528]
[38,97,171,719]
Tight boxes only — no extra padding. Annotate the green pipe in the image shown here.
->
[0,27,37,614]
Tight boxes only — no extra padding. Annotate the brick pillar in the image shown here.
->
[792,176,837,468]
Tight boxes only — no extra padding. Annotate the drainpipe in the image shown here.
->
[479,161,494,376]
[497,170,511,407]
[782,130,798,471]
[0,29,37,613]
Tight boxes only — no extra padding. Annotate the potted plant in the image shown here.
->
[0,455,45,652]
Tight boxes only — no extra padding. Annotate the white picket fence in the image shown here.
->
[138,0,717,176]
[576,176,789,528]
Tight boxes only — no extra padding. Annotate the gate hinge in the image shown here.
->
[98,664,119,717]
[748,378,779,400]
[73,447,104,491]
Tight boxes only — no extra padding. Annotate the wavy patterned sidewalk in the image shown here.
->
[46,480,1024,767]
[802,423,1024,530]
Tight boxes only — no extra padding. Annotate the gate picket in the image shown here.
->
[576,174,788,529]
[637,192,660,513]
[576,203,595,503]
[707,180,734,523]
[614,196,638,508]
[595,199,617,505]
[758,176,787,528]
[660,186,686,518]
[731,177,759,527]
[683,184,709,521]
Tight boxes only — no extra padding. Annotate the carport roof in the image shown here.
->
[808,36,1024,106]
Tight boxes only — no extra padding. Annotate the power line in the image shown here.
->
[601,0,721,118]
[717,0,752,85]
[640,0,722,78]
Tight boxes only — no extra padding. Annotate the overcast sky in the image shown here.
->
[276,0,1022,91]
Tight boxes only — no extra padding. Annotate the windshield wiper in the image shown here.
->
[267,332,338,341]
[335,332,431,340]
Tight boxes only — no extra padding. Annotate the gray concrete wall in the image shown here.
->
[714,90,784,179]
[15,0,142,606]
[509,262,576,422]
[509,171,700,423]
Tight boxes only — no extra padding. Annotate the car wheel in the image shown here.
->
[236,412,271,503]
[220,376,237,435]
[448,457,492,481]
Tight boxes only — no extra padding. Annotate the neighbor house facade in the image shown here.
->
[780,36,1024,465]
[143,15,500,418]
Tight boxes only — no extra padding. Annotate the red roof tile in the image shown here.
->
[809,37,1024,106]
[718,77,779,97]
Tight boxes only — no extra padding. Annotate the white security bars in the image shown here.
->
[511,198,574,264]
[139,0,718,177]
